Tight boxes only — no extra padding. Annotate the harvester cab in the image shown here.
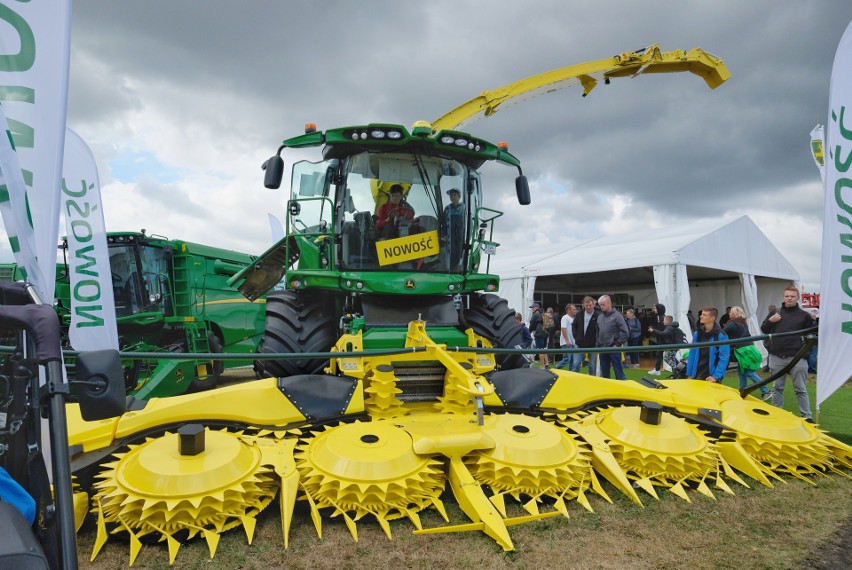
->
[73,232,173,320]
[232,121,532,379]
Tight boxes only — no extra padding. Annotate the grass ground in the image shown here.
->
[74,363,851,569]
[76,473,851,570]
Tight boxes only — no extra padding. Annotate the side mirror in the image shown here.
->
[515,175,531,205]
[263,155,284,189]
[74,349,126,421]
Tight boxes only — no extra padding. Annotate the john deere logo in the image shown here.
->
[405,279,415,289]
[811,139,824,166]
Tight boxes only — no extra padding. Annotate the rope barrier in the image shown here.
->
[0,326,817,362]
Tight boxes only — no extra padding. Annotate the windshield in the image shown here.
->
[338,152,470,273]
[110,243,169,317]
[289,160,334,234]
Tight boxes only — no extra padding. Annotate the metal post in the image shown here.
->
[24,283,78,569]
[44,359,78,570]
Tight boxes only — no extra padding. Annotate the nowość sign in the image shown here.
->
[376,230,440,266]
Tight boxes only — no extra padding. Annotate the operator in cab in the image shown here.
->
[444,188,465,270]
[376,184,415,239]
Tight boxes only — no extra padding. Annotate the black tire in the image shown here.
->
[463,293,529,370]
[189,333,224,392]
[254,290,338,378]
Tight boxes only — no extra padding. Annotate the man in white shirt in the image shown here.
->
[553,304,581,371]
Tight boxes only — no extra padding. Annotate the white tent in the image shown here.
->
[489,216,800,343]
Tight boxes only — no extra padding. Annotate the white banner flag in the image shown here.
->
[817,20,852,407]
[63,128,118,351]
[0,0,72,302]
[268,212,285,243]
[0,102,46,291]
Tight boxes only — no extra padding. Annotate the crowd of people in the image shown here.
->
[515,299,680,377]
[513,286,818,423]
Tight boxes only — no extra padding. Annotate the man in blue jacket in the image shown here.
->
[686,306,730,382]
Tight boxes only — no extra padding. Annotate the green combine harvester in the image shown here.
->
[234,120,530,380]
[1,231,266,398]
[59,121,850,566]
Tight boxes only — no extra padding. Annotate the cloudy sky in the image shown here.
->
[6,1,852,291]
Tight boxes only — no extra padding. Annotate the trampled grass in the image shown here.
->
[75,474,851,569]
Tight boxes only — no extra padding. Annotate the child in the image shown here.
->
[515,312,534,363]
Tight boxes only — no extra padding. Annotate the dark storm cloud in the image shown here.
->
[69,1,432,141]
[60,0,852,288]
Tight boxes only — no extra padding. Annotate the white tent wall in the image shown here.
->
[686,276,793,326]
[653,263,693,339]
[688,279,744,317]
[495,275,530,319]
[685,277,794,331]
[488,217,800,339]
[740,272,764,361]
[756,277,796,322]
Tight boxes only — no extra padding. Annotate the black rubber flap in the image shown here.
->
[0,281,32,305]
[0,304,61,363]
[486,368,557,409]
[636,376,668,390]
[277,374,358,421]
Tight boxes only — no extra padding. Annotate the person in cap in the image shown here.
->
[376,184,414,238]
[443,187,465,270]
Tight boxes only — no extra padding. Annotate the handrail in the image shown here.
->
[0,327,817,362]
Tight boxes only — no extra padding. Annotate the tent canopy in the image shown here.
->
[490,216,799,343]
